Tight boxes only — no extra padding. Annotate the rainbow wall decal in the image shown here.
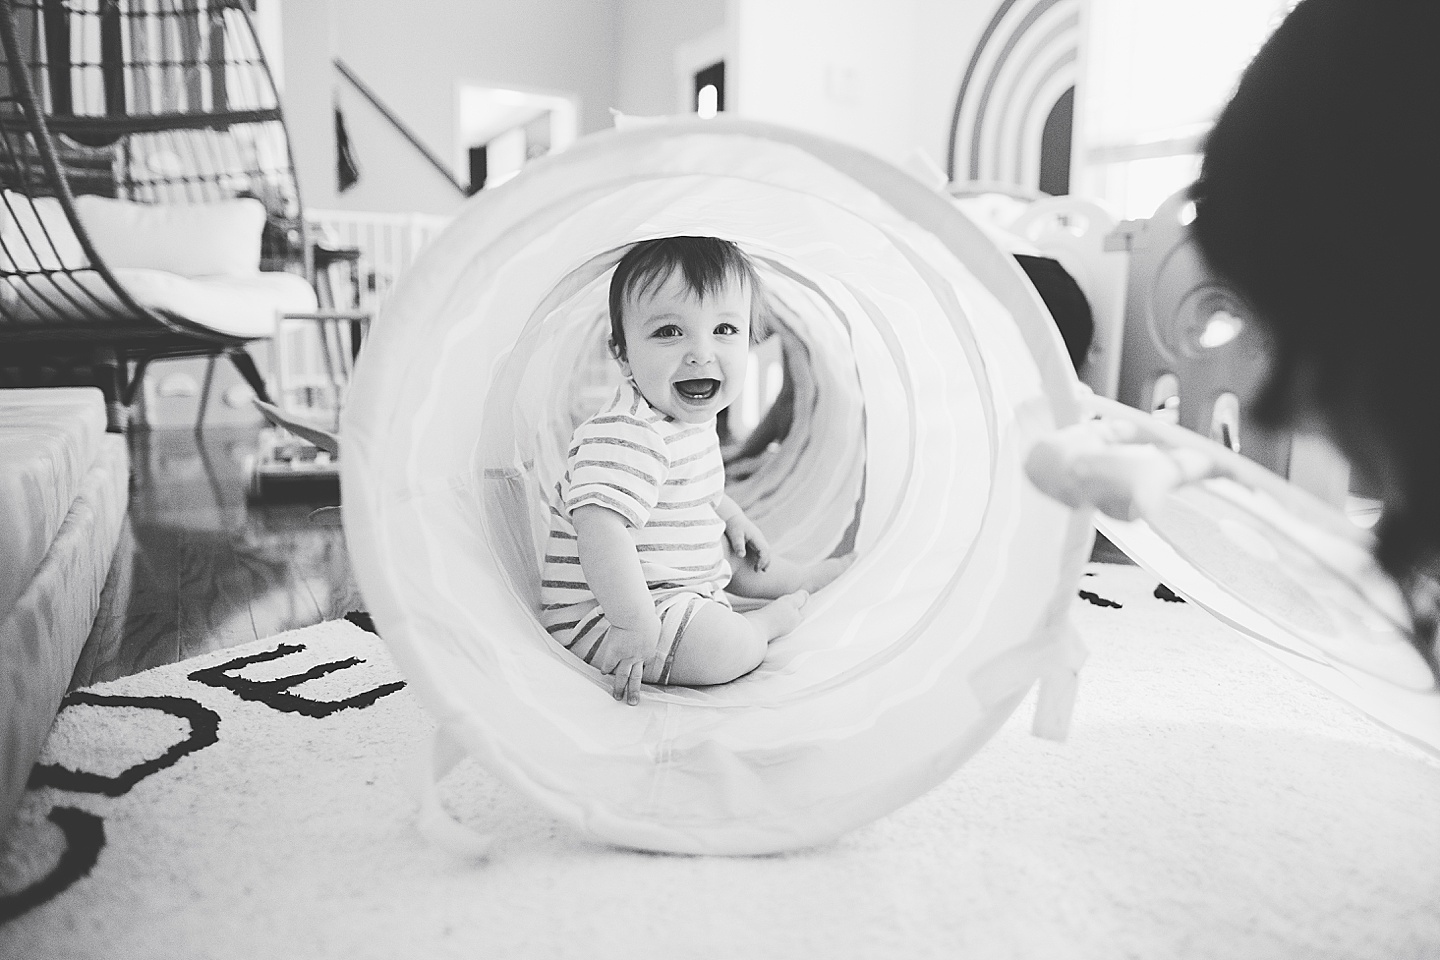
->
[947,0,1080,190]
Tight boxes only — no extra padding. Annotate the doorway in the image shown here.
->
[693,61,725,117]
[454,84,577,193]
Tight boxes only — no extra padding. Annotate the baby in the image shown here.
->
[540,236,851,705]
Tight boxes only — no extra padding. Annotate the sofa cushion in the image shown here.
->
[0,428,128,842]
[0,387,108,623]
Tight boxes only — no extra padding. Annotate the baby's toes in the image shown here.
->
[773,589,808,632]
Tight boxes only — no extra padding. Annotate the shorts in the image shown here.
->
[543,587,733,685]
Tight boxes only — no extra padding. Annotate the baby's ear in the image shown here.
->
[613,346,632,379]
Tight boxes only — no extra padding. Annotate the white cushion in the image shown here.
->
[0,387,108,624]
[0,191,88,272]
[0,268,317,339]
[73,195,267,278]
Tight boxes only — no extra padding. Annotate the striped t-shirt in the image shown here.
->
[539,380,732,615]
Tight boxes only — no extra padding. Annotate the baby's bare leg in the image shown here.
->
[664,592,808,686]
[725,544,856,600]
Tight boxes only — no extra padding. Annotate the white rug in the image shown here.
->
[3,563,1438,960]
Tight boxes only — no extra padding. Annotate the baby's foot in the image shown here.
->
[746,589,809,642]
[801,552,857,593]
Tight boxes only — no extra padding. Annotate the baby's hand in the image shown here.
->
[593,621,660,706]
[725,514,771,572]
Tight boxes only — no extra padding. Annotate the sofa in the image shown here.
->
[0,387,130,838]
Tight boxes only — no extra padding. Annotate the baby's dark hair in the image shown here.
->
[607,236,763,360]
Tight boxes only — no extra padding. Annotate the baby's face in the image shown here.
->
[618,269,750,424]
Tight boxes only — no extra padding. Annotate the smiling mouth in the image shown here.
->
[674,378,721,402]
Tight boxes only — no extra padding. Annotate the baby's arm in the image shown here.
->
[717,495,771,572]
[717,495,857,601]
[572,504,661,705]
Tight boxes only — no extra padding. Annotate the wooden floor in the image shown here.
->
[69,424,363,691]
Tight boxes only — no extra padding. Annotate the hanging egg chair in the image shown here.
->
[341,118,1092,855]
[0,0,316,430]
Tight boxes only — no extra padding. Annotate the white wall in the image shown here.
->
[909,0,1001,178]
[613,0,729,118]
[271,0,1013,215]
[279,0,621,217]
[612,0,993,178]
[271,0,1302,223]
[729,0,920,167]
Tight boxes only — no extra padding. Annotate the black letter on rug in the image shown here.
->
[344,611,378,634]
[28,694,220,797]
[188,642,405,718]
[0,806,104,923]
[1079,589,1122,609]
[1154,583,1186,603]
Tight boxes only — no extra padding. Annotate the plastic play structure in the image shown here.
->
[341,119,1438,856]
[1112,186,1353,508]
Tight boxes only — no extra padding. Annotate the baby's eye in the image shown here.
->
[714,322,741,336]
[653,324,683,339]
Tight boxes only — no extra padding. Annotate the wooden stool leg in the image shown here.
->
[227,346,272,404]
[91,345,126,433]
[317,320,345,431]
[122,356,153,407]
[195,353,219,434]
